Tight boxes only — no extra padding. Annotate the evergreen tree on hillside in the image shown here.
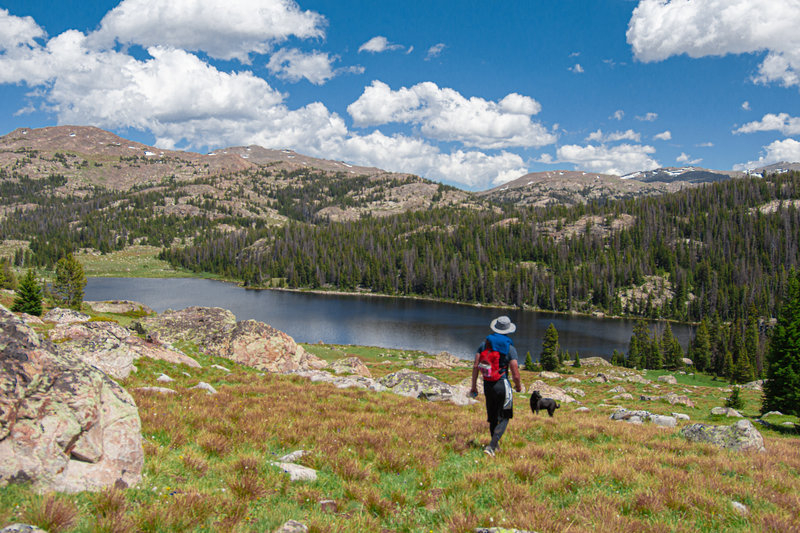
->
[540,323,560,371]
[662,322,684,369]
[762,272,800,416]
[691,318,711,371]
[51,253,87,310]
[627,320,649,368]
[0,259,16,289]
[11,269,42,316]
[574,351,582,368]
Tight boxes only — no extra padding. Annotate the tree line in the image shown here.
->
[161,172,800,326]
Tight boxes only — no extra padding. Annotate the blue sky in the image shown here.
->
[1,0,799,190]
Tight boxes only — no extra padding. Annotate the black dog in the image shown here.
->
[530,390,559,417]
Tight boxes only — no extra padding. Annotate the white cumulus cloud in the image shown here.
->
[734,112,800,136]
[555,143,659,175]
[358,36,404,54]
[610,109,625,121]
[742,101,751,111]
[569,63,584,73]
[628,0,800,88]
[92,0,326,62]
[347,80,554,149]
[586,129,641,143]
[653,130,672,141]
[267,48,360,85]
[734,138,800,170]
[0,8,45,50]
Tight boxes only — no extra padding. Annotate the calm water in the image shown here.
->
[85,277,694,360]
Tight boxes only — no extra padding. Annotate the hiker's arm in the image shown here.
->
[470,352,481,393]
[509,359,522,392]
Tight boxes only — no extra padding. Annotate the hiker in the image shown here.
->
[470,315,523,456]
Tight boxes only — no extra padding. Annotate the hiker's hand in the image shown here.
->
[469,386,478,398]
[515,384,522,393]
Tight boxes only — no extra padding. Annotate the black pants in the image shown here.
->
[484,378,513,449]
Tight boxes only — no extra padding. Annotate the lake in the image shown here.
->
[85,277,695,361]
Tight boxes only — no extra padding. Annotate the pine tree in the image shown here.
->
[0,259,16,290]
[51,253,87,310]
[574,351,582,368]
[11,269,43,316]
[524,351,534,371]
[691,318,712,371]
[611,349,624,366]
[762,272,800,416]
[540,323,560,371]
[661,322,684,369]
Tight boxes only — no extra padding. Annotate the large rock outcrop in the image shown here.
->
[380,369,475,406]
[84,300,154,315]
[137,307,325,373]
[0,305,143,493]
[680,420,766,452]
[50,320,201,379]
[526,380,578,404]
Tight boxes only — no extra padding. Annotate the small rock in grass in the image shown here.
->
[182,372,191,377]
[319,499,337,513]
[274,520,308,533]
[730,501,749,516]
[272,462,317,481]
[279,450,307,463]
[763,411,783,417]
[711,407,743,417]
[136,387,177,395]
[575,407,590,413]
[211,364,231,372]
[658,375,678,384]
[672,413,690,421]
[650,415,677,427]
[156,373,174,382]
[0,524,48,533]
[190,382,217,394]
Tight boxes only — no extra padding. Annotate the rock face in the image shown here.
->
[681,420,766,452]
[380,369,474,405]
[138,307,325,373]
[85,300,154,315]
[330,356,371,378]
[527,380,577,403]
[42,307,91,325]
[50,320,200,379]
[0,305,143,493]
[664,393,695,408]
[412,351,468,369]
[711,407,743,417]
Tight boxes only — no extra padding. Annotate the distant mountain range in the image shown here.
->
[0,126,796,212]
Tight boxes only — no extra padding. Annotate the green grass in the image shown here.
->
[74,246,207,279]
[3,309,800,532]
[645,368,734,388]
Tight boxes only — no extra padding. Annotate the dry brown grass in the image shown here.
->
[22,493,78,533]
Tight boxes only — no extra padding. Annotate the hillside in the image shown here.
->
[0,126,476,230]
[479,170,667,206]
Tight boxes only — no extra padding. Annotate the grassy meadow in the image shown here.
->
[2,315,799,533]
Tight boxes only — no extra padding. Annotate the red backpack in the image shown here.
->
[478,338,508,381]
